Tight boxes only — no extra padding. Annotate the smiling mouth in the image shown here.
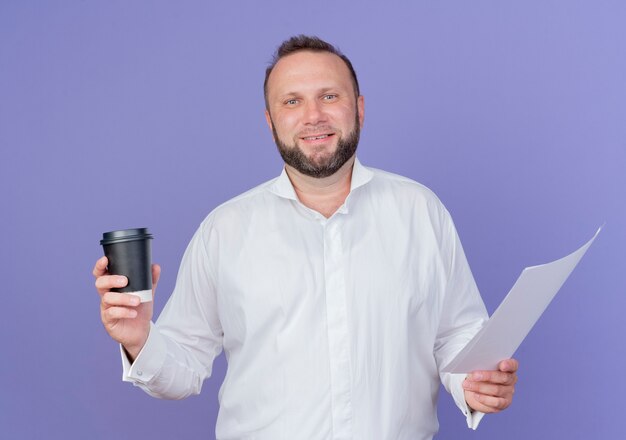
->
[301,134,334,141]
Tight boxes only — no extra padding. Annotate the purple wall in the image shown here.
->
[2,1,624,438]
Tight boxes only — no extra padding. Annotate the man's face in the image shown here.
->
[265,51,365,178]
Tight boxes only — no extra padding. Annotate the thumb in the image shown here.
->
[151,264,161,296]
[498,358,519,373]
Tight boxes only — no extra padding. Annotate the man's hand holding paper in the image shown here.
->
[448,227,601,417]
[463,358,519,413]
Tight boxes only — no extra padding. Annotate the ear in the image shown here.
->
[357,95,365,128]
[264,109,275,140]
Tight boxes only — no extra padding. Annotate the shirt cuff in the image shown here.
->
[448,373,486,430]
[120,321,167,384]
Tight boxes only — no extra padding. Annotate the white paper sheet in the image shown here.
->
[442,226,602,373]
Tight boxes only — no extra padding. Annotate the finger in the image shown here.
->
[469,391,511,412]
[152,264,161,290]
[102,291,141,307]
[463,379,514,398]
[95,275,128,295]
[469,370,516,385]
[92,256,109,278]
[102,306,138,321]
[499,358,519,373]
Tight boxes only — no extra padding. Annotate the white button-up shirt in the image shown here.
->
[122,158,487,440]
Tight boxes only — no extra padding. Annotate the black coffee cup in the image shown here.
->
[100,228,154,303]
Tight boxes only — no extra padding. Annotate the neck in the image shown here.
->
[285,155,355,218]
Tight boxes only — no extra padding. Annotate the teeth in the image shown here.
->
[304,134,329,140]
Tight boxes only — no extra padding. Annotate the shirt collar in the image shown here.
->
[269,157,373,201]
[350,157,374,192]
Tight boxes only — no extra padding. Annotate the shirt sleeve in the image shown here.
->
[445,372,486,429]
[120,221,224,400]
[433,207,489,429]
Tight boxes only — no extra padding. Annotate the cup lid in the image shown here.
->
[100,228,153,245]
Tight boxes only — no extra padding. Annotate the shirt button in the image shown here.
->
[137,370,143,376]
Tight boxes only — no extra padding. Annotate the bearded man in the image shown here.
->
[93,35,518,440]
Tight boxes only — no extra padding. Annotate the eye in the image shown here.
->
[285,99,298,106]
[323,94,337,101]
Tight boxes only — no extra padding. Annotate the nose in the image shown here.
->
[302,99,326,125]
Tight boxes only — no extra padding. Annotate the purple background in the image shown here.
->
[2,1,624,439]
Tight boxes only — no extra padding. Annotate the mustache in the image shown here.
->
[296,126,336,137]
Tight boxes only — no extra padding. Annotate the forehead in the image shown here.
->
[267,50,354,97]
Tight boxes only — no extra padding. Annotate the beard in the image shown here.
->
[271,113,360,179]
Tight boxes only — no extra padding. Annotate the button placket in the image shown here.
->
[323,217,353,438]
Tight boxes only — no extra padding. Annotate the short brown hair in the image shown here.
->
[263,35,360,109]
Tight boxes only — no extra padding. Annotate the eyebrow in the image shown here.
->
[278,87,339,99]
